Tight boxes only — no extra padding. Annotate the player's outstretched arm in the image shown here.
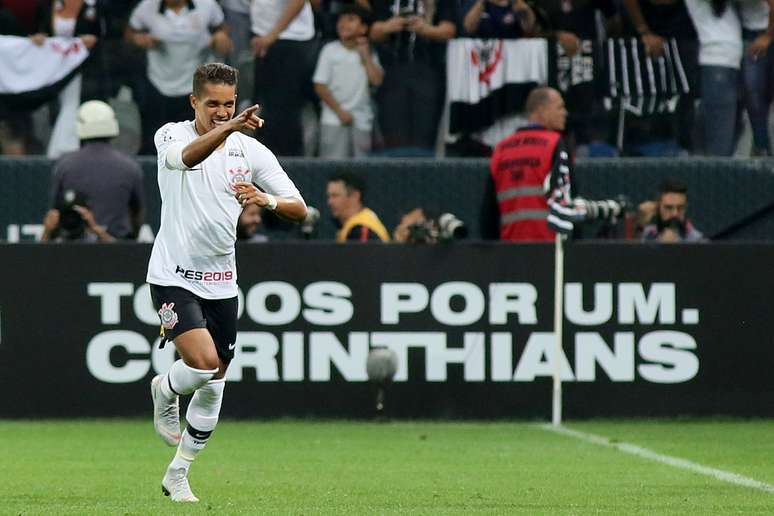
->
[233,182,307,223]
[180,105,264,169]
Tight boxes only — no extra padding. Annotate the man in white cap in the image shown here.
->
[42,100,145,241]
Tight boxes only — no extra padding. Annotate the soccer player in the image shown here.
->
[146,62,307,502]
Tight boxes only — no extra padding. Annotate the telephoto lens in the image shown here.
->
[437,213,468,240]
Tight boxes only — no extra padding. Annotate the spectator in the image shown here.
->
[639,178,705,242]
[42,100,144,242]
[220,0,255,110]
[393,207,438,243]
[536,1,620,150]
[622,0,699,154]
[739,0,774,156]
[251,0,318,156]
[684,0,743,157]
[31,0,104,158]
[484,86,625,241]
[236,203,269,242]
[313,5,383,158]
[314,0,371,41]
[326,171,390,241]
[462,0,535,38]
[370,0,456,155]
[126,0,231,155]
[0,1,42,155]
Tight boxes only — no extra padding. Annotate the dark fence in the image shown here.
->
[2,157,774,241]
[1,242,773,418]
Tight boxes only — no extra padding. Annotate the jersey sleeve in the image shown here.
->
[246,140,305,203]
[545,138,625,235]
[154,123,191,171]
[545,138,582,235]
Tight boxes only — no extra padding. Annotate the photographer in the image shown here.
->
[326,172,390,242]
[639,178,706,243]
[41,190,115,242]
[484,86,627,241]
[370,0,456,154]
[42,100,143,242]
[393,207,468,244]
[462,0,536,38]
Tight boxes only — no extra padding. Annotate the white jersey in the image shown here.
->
[146,121,304,299]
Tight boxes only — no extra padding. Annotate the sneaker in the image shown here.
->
[151,375,181,446]
[161,466,199,503]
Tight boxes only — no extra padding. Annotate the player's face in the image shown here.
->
[191,82,237,133]
[543,90,567,132]
[326,180,355,222]
[658,192,687,223]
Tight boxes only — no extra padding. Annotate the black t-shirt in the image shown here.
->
[372,0,456,67]
[461,0,526,38]
[540,0,616,40]
[623,0,696,39]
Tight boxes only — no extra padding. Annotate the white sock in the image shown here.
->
[171,378,226,469]
[160,360,218,399]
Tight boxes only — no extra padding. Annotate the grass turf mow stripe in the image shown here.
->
[541,423,774,495]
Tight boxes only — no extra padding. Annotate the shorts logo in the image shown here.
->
[228,342,236,350]
[158,303,179,330]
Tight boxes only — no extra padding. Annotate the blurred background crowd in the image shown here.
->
[0,0,772,160]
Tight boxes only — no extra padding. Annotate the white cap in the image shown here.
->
[76,100,119,140]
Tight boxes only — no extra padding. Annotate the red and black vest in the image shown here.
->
[490,127,561,241]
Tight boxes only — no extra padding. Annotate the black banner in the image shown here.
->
[1,243,772,418]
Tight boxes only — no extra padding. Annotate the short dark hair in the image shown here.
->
[193,63,238,97]
[337,4,372,26]
[658,178,688,197]
[328,171,366,200]
[525,86,556,115]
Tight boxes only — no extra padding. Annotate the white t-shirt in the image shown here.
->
[685,0,743,69]
[313,40,380,131]
[146,121,305,299]
[129,0,225,96]
[250,0,314,41]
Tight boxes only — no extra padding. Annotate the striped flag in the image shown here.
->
[446,38,554,136]
[603,37,690,116]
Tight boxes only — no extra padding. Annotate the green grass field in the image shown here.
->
[2,419,773,515]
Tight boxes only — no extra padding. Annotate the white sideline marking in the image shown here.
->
[540,424,774,494]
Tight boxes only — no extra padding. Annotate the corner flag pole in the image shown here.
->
[552,233,565,427]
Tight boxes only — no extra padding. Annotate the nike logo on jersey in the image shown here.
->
[228,343,236,350]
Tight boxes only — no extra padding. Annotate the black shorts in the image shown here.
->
[149,284,238,362]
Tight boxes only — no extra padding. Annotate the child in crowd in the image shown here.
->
[313,5,384,158]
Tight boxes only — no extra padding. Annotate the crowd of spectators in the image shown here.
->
[0,0,771,159]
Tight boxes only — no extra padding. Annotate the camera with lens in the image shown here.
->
[398,208,468,244]
[55,189,88,240]
[437,213,468,241]
[406,219,438,244]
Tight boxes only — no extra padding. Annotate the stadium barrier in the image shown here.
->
[2,242,773,418]
[2,157,774,242]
